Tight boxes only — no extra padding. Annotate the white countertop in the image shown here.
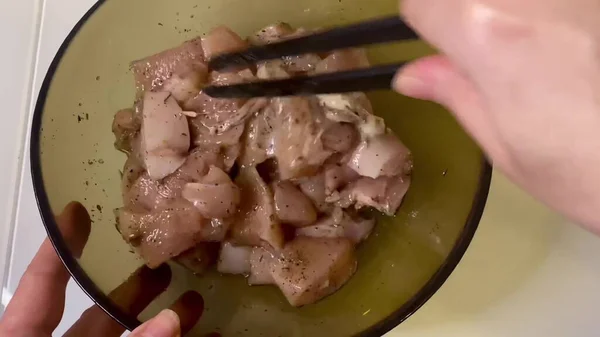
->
[2,1,600,336]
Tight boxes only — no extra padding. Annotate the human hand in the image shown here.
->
[394,0,600,233]
[0,202,203,337]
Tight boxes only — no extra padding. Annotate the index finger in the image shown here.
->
[402,0,471,62]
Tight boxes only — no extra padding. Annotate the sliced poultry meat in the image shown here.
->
[318,93,386,140]
[271,97,333,180]
[324,163,360,196]
[250,24,321,74]
[249,22,295,45]
[282,54,322,73]
[200,217,233,242]
[273,181,317,227]
[182,166,241,219]
[256,60,291,80]
[248,246,278,285]
[116,200,206,268]
[201,26,249,61]
[185,69,266,144]
[239,104,276,167]
[124,172,167,211]
[190,123,245,148]
[315,48,370,73]
[270,237,357,307]
[321,122,359,153]
[185,93,266,136]
[112,108,140,153]
[246,237,358,306]
[348,133,413,179]
[114,22,413,307]
[230,167,284,249]
[336,174,412,216]
[131,37,207,104]
[217,241,253,275]
[121,156,145,199]
[172,147,225,182]
[123,148,224,211]
[296,208,376,243]
[141,91,191,180]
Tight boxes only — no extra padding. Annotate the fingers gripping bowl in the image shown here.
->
[31,0,491,336]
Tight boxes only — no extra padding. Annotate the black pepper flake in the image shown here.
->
[96,205,103,212]
[77,115,82,122]
[95,76,100,81]
[85,113,89,120]
[158,22,163,26]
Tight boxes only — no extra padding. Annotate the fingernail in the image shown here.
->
[393,72,429,99]
[142,309,180,337]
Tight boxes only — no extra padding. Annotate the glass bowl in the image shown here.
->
[30,0,491,335]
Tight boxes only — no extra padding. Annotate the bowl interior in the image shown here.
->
[33,0,490,335]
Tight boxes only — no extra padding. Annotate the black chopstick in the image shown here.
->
[209,16,417,71]
[203,63,405,98]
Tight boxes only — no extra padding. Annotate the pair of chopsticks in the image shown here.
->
[204,16,418,98]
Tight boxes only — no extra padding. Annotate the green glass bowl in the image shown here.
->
[30,0,491,335]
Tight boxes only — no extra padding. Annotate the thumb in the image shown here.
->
[393,55,506,161]
[129,309,181,337]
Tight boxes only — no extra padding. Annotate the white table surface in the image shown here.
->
[2,1,600,336]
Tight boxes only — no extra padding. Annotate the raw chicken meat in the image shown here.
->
[273,181,317,227]
[230,167,284,249]
[112,22,413,307]
[270,237,357,307]
[295,173,331,213]
[131,37,207,104]
[246,237,357,307]
[249,22,295,45]
[116,200,206,268]
[337,174,412,216]
[348,133,413,179]
[217,242,252,275]
[248,246,277,285]
[201,26,248,60]
[140,92,190,180]
[315,48,370,73]
[182,166,240,219]
[112,108,139,153]
[271,97,333,179]
[296,208,376,243]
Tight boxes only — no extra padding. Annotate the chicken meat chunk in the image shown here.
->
[140,91,191,180]
[271,237,357,307]
[230,167,285,249]
[116,200,206,268]
[296,208,376,243]
[131,37,207,104]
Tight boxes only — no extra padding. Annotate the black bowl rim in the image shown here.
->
[29,1,493,335]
